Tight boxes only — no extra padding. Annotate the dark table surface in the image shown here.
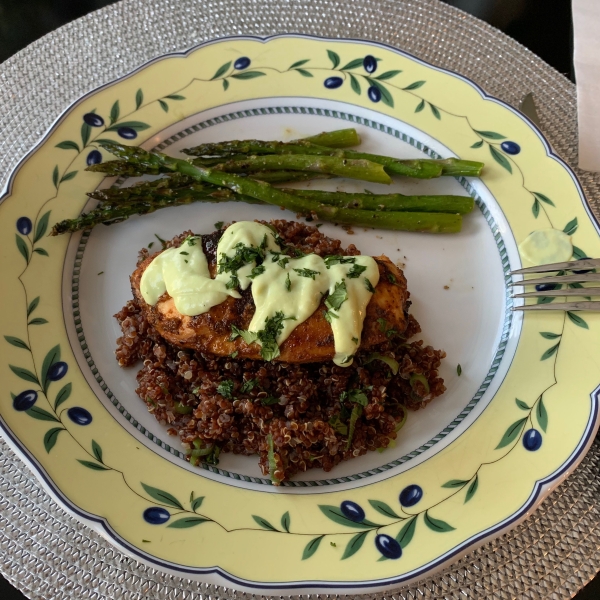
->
[0,0,598,598]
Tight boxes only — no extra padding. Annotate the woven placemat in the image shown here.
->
[0,0,599,598]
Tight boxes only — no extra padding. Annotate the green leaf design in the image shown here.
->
[540,332,561,339]
[135,88,143,110]
[109,100,120,125]
[158,100,169,113]
[191,496,205,512]
[15,235,29,263]
[92,439,103,462]
[537,295,555,305]
[402,80,425,89]
[106,121,150,132]
[28,318,48,325]
[55,140,80,152]
[563,217,578,236]
[211,61,232,80]
[54,383,73,410]
[318,505,379,529]
[423,511,455,532]
[33,248,49,257]
[60,172,77,185]
[349,73,361,95]
[366,78,393,108]
[327,50,340,69]
[368,499,400,519]
[441,479,469,488]
[289,59,310,69]
[516,398,530,410]
[168,517,210,529]
[4,336,29,350]
[141,483,184,509]
[496,417,528,449]
[9,365,38,384]
[532,192,555,207]
[489,145,512,173]
[572,245,588,260]
[302,535,324,560]
[230,71,266,80]
[340,58,363,70]
[532,198,540,218]
[375,70,402,80]
[34,211,51,243]
[541,342,560,360]
[27,297,40,316]
[567,311,589,329]
[342,531,368,560]
[396,516,417,548]
[77,460,110,471]
[429,103,441,119]
[471,140,484,148]
[81,122,91,147]
[465,475,478,503]
[281,511,291,533]
[41,344,60,392]
[474,130,506,140]
[252,515,278,531]
[26,407,59,422]
[536,397,548,433]
[165,94,185,100]
[44,427,63,453]
[294,68,313,77]
[415,99,425,113]
[222,79,229,91]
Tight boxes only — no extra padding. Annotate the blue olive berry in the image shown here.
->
[340,500,365,522]
[324,77,344,89]
[375,534,402,559]
[16,217,32,235]
[367,86,381,103]
[363,55,377,74]
[143,507,170,524]
[67,407,92,425]
[48,361,68,381]
[13,390,38,411]
[234,57,251,70]
[399,484,423,507]
[86,150,102,166]
[117,127,137,140]
[500,141,520,155]
[83,113,104,127]
[572,258,595,274]
[535,283,559,292]
[523,428,542,451]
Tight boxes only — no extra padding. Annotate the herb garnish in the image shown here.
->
[154,233,167,249]
[457,364,462,376]
[377,317,398,338]
[261,396,280,406]
[387,273,397,284]
[230,312,296,361]
[230,324,259,345]
[179,251,189,255]
[293,267,320,280]
[364,277,375,293]
[347,263,367,279]
[214,221,224,230]
[324,255,356,268]
[285,273,291,291]
[248,265,266,279]
[240,378,259,394]
[325,280,348,312]
[217,379,235,399]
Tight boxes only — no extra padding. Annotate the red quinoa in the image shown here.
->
[115,221,446,483]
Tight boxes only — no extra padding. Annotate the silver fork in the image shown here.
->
[510,258,600,311]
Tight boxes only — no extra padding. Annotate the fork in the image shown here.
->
[510,258,600,311]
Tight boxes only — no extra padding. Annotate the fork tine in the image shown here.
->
[513,301,600,311]
[512,287,600,298]
[509,273,600,286]
[510,258,600,275]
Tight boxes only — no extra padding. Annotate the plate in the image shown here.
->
[0,34,598,594]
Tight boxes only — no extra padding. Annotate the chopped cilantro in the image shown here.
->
[457,364,462,376]
[183,235,198,246]
[278,257,290,269]
[325,280,348,312]
[266,433,281,485]
[261,396,280,406]
[214,221,224,230]
[324,255,356,268]
[154,233,167,249]
[148,242,154,249]
[293,267,320,280]
[240,378,259,394]
[346,404,362,449]
[230,324,259,345]
[347,263,367,279]
[218,242,266,290]
[387,272,397,285]
[184,259,188,264]
[352,337,359,344]
[216,379,235,399]
[328,414,348,435]
[248,265,266,279]
[364,277,375,293]
[230,351,238,358]
[180,251,189,255]
[256,312,296,361]
[97,271,104,275]
[377,317,398,338]
[285,272,291,291]
[324,310,339,324]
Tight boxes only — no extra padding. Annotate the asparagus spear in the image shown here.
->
[299,128,361,147]
[183,139,483,179]
[87,141,461,233]
[281,189,474,214]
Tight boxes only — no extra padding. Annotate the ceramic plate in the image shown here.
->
[0,35,599,594]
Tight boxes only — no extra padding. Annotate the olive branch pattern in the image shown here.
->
[3,46,593,564]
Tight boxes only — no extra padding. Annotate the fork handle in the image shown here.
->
[513,301,600,311]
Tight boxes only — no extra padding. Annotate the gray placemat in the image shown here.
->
[0,0,599,598]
